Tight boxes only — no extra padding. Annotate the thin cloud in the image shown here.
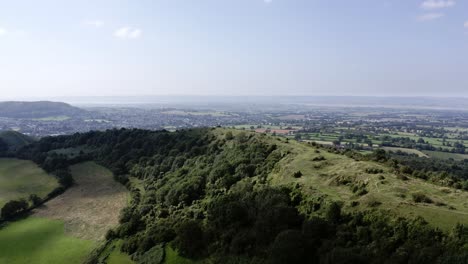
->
[114,27,142,39]
[83,20,104,27]
[421,0,455,10]
[464,21,468,28]
[417,13,445,21]
[264,0,273,3]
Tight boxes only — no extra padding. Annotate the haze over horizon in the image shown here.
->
[1,0,468,99]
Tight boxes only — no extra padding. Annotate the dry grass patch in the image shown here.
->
[33,162,128,241]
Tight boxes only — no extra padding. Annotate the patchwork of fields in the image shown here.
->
[0,161,130,264]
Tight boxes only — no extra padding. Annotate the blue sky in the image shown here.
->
[0,0,467,99]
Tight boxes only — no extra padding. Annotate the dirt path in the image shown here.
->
[33,162,128,241]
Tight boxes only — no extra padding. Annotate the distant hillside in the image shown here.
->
[0,131,35,150]
[0,101,85,119]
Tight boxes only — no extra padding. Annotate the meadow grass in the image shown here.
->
[270,140,468,231]
[106,241,134,264]
[0,158,58,207]
[0,217,94,264]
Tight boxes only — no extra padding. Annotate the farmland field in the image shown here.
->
[0,162,130,264]
[0,158,58,208]
[0,217,94,264]
[33,162,129,241]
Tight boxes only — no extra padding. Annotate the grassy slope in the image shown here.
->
[33,162,129,241]
[0,162,130,264]
[0,158,58,207]
[106,241,135,264]
[0,217,94,264]
[268,138,468,231]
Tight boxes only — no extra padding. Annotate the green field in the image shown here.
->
[0,161,131,264]
[0,217,94,264]
[0,158,58,207]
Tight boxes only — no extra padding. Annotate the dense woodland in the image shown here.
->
[4,128,468,263]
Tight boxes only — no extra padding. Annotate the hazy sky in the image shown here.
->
[0,0,467,99]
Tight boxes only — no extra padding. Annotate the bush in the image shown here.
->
[312,156,326,161]
[1,199,29,219]
[412,193,433,204]
[367,199,382,207]
[397,174,409,181]
[326,202,342,223]
[365,168,384,174]
[225,131,234,140]
[293,171,303,178]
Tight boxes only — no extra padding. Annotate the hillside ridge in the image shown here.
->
[0,101,85,119]
[11,128,468,263]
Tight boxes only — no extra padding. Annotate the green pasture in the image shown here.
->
[0,158,58,207]
[0,217,94,264]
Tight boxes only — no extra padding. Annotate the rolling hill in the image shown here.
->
[0,101,85,119]
[0,131,35,150]
[6,128,468,263]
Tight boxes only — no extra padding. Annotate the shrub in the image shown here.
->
[397,174,409,181]
[412,193,433,204]
[225,131,234,140]
[366,168,384,174]
[356,188,368,196]
[326,202,342,223]
[1,199,29,219]
[367,199,382,207]
[29,194,42,206]
[293,171,303,178]
[312,156,326,161]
